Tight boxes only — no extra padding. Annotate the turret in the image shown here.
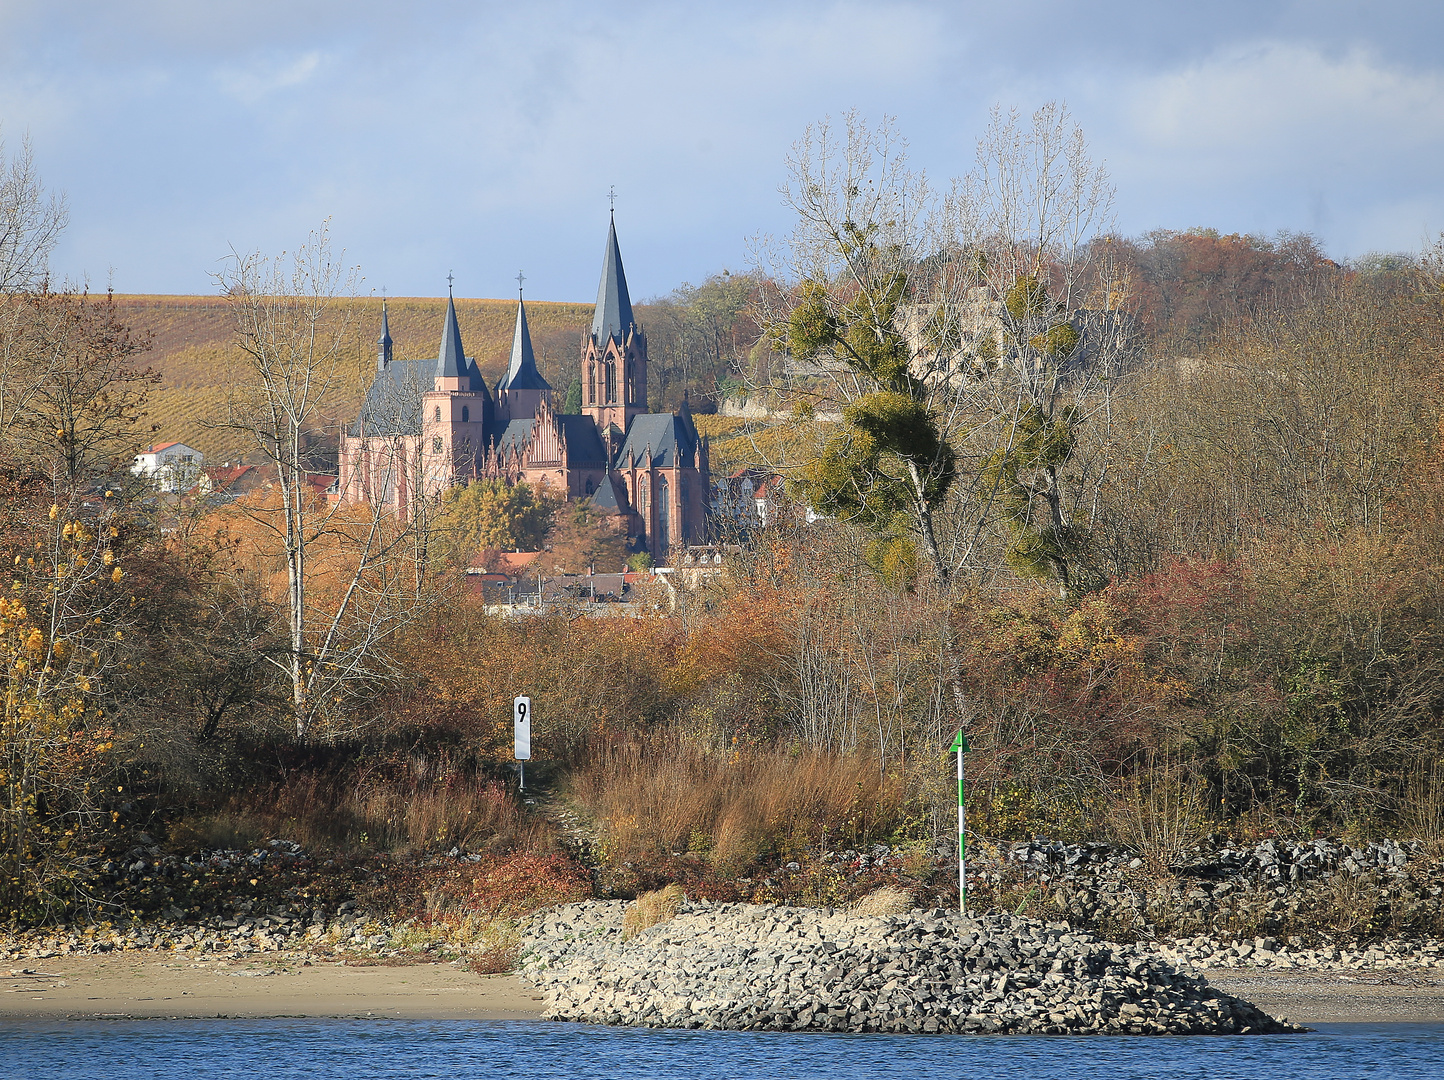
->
[377,299,393,371]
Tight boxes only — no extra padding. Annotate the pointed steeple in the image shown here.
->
[436,282,467,381]
[377,299,393,370]
[591,215,635,345]
[501,294,551,392]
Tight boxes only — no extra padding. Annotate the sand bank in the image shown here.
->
[1204,968,1444,1025]
[0,953,1438,1026]
[0,955,542,1021]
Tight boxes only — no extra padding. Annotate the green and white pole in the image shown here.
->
[949,729,970,911]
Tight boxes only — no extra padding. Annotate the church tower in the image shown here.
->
[496,286,552,423]
[421,284,492,498]
[581,214,647,438]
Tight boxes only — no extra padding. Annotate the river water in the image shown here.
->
[1,1019,1440,1079]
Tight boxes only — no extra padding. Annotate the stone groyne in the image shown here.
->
[520,900,1300,1035]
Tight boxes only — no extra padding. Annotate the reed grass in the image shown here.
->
[569,732,909,875]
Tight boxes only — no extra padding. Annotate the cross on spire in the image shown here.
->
[516,270,526,295]
[447,271,454,293]
[608,185,617,213]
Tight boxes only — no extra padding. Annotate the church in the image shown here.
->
[338,215,711,564]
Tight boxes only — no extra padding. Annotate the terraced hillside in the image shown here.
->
[111,294,595,464]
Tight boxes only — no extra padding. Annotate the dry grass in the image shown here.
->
[569,732,909,875]
[178,773,553,857]
[850,884,915,916]
[1401,759,1444,854]
[621,883,685,939]
[1103,762,1213,873]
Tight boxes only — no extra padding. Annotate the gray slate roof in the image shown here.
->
[500,297,551,392]
[589,472,629,514]
[350,359,424,437]
[496,418,535,457]
[437,292,469,380]
[378,300,393,351]
[558,414,607,466]
[615,412,699,469]
[591,217,635,345]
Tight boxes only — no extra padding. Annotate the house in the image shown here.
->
[133,442,203,493]
[339,213,711,565]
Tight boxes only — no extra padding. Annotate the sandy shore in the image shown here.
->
[1204,968,1444,1025]
[0,955,543,1021]
[0,954,1438,1025]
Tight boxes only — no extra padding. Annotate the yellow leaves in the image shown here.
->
[109,526,118,538]
[51,639,68,659]
[13,659,27,675]
[111,567,123,583]
[102,549,114,566]
[48,505,58,521]
[23,629,43,655]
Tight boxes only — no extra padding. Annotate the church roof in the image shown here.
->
[591,217,635,345]
[616,412,698,469]
[500,296,551,392]
[589,472,629,515]
[437,291,468,380]
[350,359,425,437]
[557,414,607,466]
[496,418,535,457]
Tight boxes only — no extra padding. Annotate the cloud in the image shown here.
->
[213,50,328,105]
[1129,43,1444,170]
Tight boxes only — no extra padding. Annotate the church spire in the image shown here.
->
[500,281,551,392]
[591,215,635,345]
[377,297,393,370]
[436,277,467,381]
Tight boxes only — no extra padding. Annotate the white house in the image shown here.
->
[132,442,203,493]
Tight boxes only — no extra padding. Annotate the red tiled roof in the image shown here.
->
[497,551,541,572]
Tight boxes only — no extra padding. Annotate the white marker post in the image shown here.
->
[949,729,970,911]
[514,695,532,791]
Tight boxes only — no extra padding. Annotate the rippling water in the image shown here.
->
[2,1020,1441,1079]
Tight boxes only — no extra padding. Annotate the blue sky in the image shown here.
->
[3,1,1442,301]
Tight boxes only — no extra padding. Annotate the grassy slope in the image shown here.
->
[113,295,595,464]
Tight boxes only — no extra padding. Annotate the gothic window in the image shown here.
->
[434,406,442,422]
[588,363,596,404]
[585,478,595,496]
[462,406,470,423]
[433,436,443,454]
[627,360,634,403]
[605,361,616,403]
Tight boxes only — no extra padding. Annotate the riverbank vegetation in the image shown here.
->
[2,116,1443,935]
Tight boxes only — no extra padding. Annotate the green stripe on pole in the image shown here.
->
[950,730,969,911]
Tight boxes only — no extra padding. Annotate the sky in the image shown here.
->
[2,1,1443,303]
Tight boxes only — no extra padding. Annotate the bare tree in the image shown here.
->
[216,224,440,740]
[0,131,67,294]
[0,132,73,457]
[752,104,1131,596]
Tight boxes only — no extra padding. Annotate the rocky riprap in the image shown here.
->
[976,836,1443,943]
[520,900,1300,1035]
